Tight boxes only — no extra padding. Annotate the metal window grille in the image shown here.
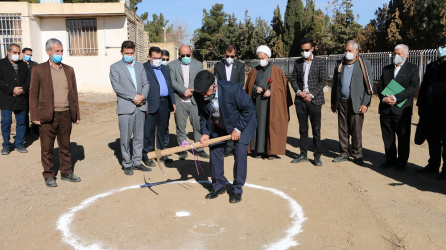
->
[66,19,98,56]
[0,14,22,58]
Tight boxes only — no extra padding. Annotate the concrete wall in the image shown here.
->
[149,42,178,61]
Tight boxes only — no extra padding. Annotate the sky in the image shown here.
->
[136,0,390,44]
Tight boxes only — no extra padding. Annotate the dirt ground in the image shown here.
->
[0,91,445,250]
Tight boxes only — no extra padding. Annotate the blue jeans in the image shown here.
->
[1,109,26,148]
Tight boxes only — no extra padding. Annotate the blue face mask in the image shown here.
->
[52,54,63,63]
[123,55,134,63]
[437,46,446,58]
[24,55,32,62]
[181,57,191,65]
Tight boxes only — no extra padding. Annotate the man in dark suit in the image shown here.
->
[193,70,257,203]
[331,40,373,166]
[142,47,176,166]
[29,38,81,187]
[416,36,446,180]
[213,44,246,157]
[0,43,30,155]
[22,47,39,136]
[377,44,419,172]
[290,37,326,166]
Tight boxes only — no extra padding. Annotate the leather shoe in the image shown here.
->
[45,177,57,187]
[160,156,173,163]
[133,164,152,172]
[61,173,81,182]
[179,152,187,160]
[353,157,364,166]
[143,158,156,167]
[16,147,28,153]
[332,155,348,163]
[124,167,133,175]
[229,193,242,203]
[314,157,322,166]
[224,150,234,157]
[205,188,226,199]
[415,166,438,174]
[1,147,11,155]
[291,155,308,163]
[197,151,210,158]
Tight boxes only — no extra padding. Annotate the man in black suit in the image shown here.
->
[377,44,419,172]
[290,37,326,166]
[193,70,257,203]
[142,47,176,166]
[416,36,446,180]
[214,44,246,157]
[22,47,39,136]
[0,43,30,155]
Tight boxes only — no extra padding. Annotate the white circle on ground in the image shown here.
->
[175,211,191,217]
[56,180,307,249]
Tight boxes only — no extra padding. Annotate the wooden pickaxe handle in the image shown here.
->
[147,135,232,160]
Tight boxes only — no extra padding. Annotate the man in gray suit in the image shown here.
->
[331,40,373,166]
[169,44,209,160]
[110,40,152,175]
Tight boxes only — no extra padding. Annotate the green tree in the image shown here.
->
[283,0,305,56]
[271,5,285,57]
[236,11,256,59]
[145,13,172,43]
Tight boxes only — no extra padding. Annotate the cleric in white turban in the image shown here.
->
[244,45,292,160]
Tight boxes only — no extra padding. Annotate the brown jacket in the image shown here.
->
[245,64,293,155]
[29,61,80,123]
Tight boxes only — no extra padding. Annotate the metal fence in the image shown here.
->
[206,49,439,82]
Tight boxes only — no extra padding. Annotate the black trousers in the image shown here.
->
[380,115,411,167]
[143,99,169,158]
[295,101,322,158]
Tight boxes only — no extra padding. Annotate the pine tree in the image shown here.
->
[271,5,285,57]
[283,0,305,57]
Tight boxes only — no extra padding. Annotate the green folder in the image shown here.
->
[381,79,406,108]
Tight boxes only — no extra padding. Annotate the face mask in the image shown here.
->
[151,59,162,68]
[394,55,404,65]
[437,46,446,58]
[51,54,63,63]
[161,61,168,66]
[225,57,234,65]
[344,52,355,61]
[259,59,268,67]
[123,55,134,63]
[10,54,20,62]
[301,51,312,59]
[203,92,216,101]
[24,55,32,62]
[181,57,191,65]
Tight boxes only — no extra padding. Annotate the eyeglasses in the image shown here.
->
[301,49,311,52]
[180,54,191,58]
[162,58,169,61]
[225,55,235,58]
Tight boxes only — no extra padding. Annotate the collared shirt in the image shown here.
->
[225,62,233,81]
[303,56,313,92]
[125,59,137,91]
[49,60,63,71]
[152,64,169,96]
[394,60,405,79]
[181,64,191,102]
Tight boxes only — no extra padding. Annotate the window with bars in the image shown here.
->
[66,19,98,56]
[0,14,22,58]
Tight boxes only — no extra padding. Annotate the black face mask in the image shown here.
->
[203,92,216,101]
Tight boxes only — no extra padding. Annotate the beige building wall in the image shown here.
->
[149,42,178,61]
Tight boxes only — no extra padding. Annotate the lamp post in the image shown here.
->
[162,26,166,43]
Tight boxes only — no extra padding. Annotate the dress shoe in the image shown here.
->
[252,153,262,159]
[124,167,134,175]
[61,173,81,182]
[179,152,187,160]
[205,188,227,199]
[353,157,364,166]
[133,164,152,172]
[332,155,348,163]
[314,157,322,166]
[143,158,156,167]
[1,147,11,155]
[415,166,438,174]
[45,177,57,187]
[291,155,308,163]
[16,147,28,153]
[197,151,210,159]
[224,151,234,157]
[160,156,173,163]
[229,193,242,203]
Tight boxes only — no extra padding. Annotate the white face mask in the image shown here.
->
[301,51,312,59]
[151,59,162,68]
[394,55,404,65]
[161,61,168,66]
[9,54,20,62]
[225,57,234,65]
[344,52,355,61]
[259,59,268,67]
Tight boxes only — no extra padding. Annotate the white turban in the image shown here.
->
[256,45,271,58]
